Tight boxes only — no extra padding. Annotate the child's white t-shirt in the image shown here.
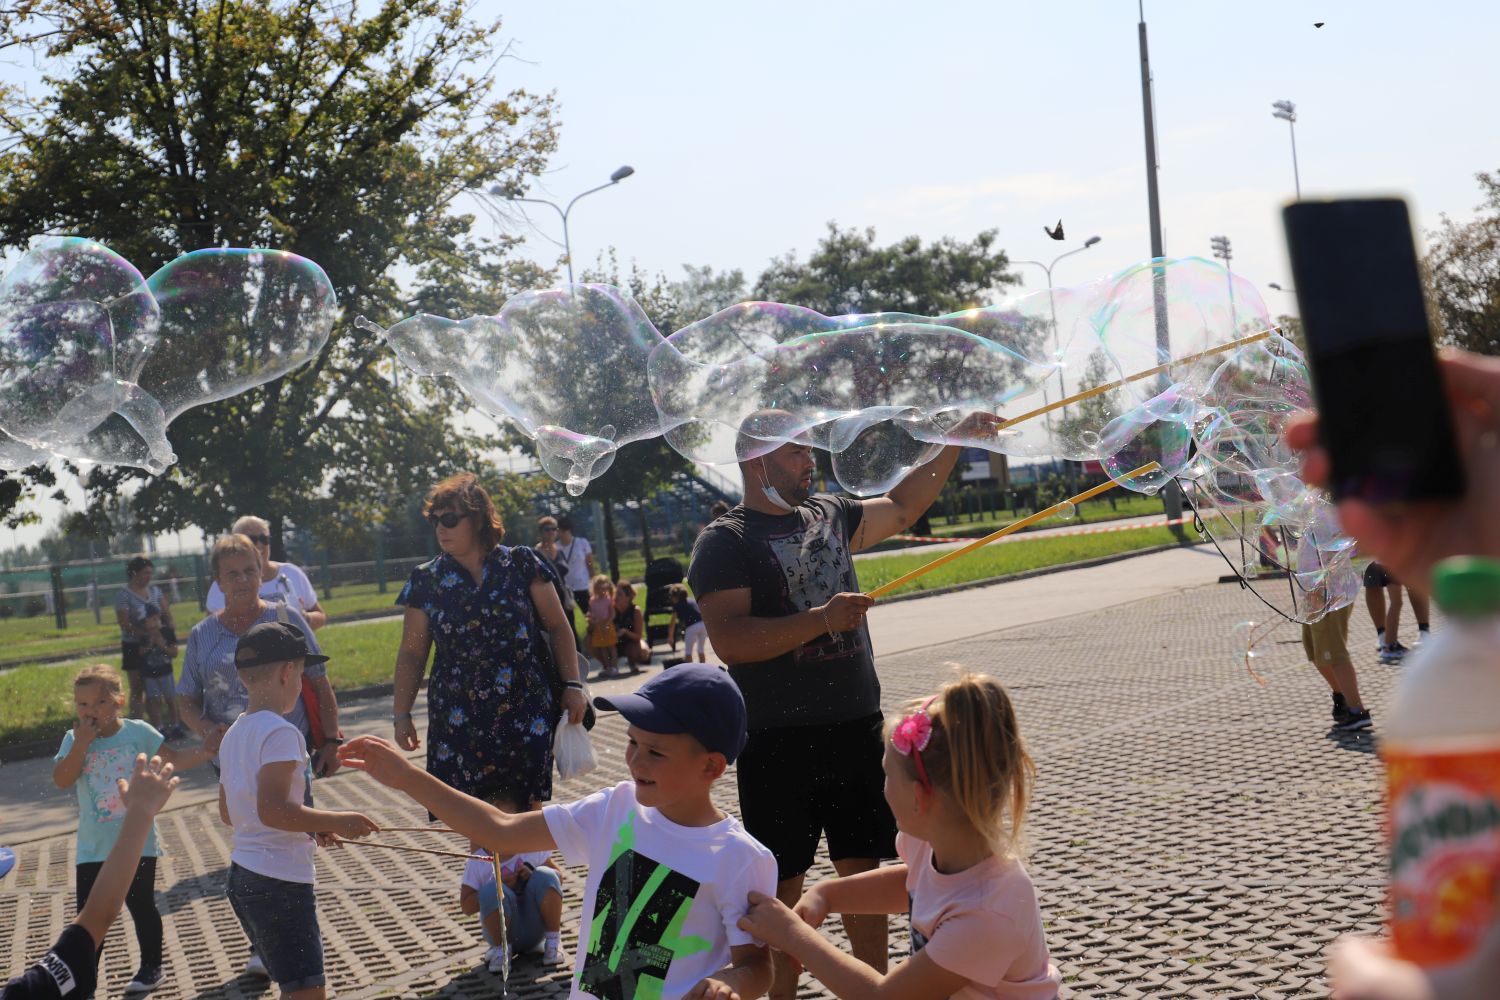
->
[897,832,1061,1000]
[220,709,315,884]
[461,849,553,890]
[542,781,776,1000]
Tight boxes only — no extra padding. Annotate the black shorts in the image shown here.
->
[121,642,147,674]
[1364,562,1396,588]
[735,712,897,882]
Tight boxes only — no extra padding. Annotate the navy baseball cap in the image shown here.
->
[594,664,748,763]
[235,621,329,670]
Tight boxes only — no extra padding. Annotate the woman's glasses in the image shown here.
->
[247,535,271,545]
[427,511,465,529]
[540,526,558,533]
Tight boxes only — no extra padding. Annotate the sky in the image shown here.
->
[4,0,1499,551]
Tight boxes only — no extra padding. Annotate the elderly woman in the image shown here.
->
[177,534,342,776]
[392,473,585,809]
[204,515,327,630]
[114,556,176,721]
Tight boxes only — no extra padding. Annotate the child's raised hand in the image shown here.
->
[118,754,179,817]
[737,891,807,952]
[338,735,417,788]
[684,977,740,1000]
[791,886,830,930]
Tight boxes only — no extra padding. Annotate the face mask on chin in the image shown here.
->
[760,459,797,513]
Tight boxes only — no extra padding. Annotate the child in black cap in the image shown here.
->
[218,622,379,1000]
[340,663,776,1000]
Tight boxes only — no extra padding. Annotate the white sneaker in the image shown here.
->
[243,954,269,979]
[123,968,163,995]
[541,936,568,967]
[486,944,509,974]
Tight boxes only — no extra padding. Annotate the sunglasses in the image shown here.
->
[247,535,271,545]
[540,526,558,532]
[427,511,465,529]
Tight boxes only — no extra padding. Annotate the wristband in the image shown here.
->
[564,681,585,691]
[393,712,413,721]
[820,607,836,640]
[322,737,344,747]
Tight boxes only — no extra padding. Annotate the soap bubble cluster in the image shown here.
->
[372,255,1355,622]
[0,238,337,474]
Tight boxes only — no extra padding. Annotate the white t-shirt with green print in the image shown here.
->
[543,781,776,1000]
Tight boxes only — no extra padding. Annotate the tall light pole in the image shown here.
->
[1138,1,1183,532]
[490,165,636,284]
[1271,100,1301,200]
[1016,235,1102,491]
[1209,234,1236,330]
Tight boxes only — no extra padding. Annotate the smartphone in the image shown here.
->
[1282,197,1465,504]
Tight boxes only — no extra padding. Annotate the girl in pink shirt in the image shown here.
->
[740,673,1061,999]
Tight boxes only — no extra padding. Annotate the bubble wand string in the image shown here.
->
[865,462,1161,599]
[993,330,1273,433]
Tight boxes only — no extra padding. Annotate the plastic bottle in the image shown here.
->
[1383,556,1500,966]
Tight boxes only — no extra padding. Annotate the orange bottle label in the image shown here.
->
[1385,745,1500,966]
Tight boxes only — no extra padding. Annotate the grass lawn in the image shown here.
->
[920,493,1166,539]
[1,528,1188,749]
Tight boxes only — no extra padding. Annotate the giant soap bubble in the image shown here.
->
[0,239,337,473]
[365,283,668,495]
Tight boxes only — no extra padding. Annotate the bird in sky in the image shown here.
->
[1314,21,1325,27]
[1044,220,1065,241]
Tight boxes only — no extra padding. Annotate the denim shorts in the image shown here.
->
[226,863,324,991]
[478,865,562,953]
[142,674,176,700]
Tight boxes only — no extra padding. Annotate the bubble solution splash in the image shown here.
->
[0,239,337,473]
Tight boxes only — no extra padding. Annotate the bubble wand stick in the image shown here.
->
[865,462,1161,599]
[993,330,1272,433]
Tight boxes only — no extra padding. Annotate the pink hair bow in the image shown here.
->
[891,696,937,790]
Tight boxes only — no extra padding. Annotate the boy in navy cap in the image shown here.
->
[219,622,378,1000]
[341,663,776,1000]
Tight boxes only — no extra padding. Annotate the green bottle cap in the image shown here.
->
[1432,557,1500,618]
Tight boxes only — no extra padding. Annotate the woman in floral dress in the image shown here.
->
[391,473,586,806]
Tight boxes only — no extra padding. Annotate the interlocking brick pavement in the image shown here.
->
[3,578,1393,998]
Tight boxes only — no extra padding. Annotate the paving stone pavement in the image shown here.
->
[3,577,1394,998]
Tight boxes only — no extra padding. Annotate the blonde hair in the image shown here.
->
[74,664,125,702]
[590,574,613,597]
[211,533,261,578]
[888,671,1034,857]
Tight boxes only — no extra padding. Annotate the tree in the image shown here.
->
[0,0,559,557]
[1426,169,1500,356]
[755,223,1020,316]
[0,465,59,530]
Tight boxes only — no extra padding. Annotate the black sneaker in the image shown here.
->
[1331,692,1351,725]
[124,968,164,996]
[1338,708,1373,732]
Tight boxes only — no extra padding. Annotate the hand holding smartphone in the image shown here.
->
[1282,197,1465,505]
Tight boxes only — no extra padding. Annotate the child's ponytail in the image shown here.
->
[892,671,1035,856]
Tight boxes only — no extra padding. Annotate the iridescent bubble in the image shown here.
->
[376,284,668,496]
[1054,500,1078,521]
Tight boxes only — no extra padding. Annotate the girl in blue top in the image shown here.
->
[52,665,214,998]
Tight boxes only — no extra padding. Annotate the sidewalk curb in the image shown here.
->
[874,540,1201,605]
[1,542,1202,763]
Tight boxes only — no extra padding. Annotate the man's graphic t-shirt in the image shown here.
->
[543,782,776,1000]
[688,495,879,729]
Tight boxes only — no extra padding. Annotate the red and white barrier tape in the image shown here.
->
[891,515,1195,545]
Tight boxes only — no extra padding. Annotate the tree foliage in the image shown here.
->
[1426,169,1500,356]
[754,223,1020,316]
[0,0,559,554]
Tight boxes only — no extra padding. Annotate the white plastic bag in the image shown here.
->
[555,720,598,780]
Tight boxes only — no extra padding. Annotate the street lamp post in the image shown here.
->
[1271,100,1301,200]
[1015,235,1102,491]
[489,165,636,285]
[1209,235,1236,330]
